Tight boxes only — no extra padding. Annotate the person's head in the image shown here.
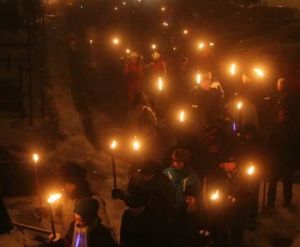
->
[200,72,212,91]
[74,198,99,228]
[171,148,190,170]
[183,186,199,210]
[178,57,189,71]
[137,159,158,182]
[126,187,148,216]
[277,77,287,92]
[132,92,148,108]
[242,123,258,141]
[278,109,289,123]
[60,162,91,199]
[152,51,161,61]
[129,52,139,63]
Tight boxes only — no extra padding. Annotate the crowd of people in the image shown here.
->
[2,47,300,247]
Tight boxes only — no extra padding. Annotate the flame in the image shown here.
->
[210,190,220,201]
[110,140,118,150]
[47,193,62,204]
[32,153,39,164]
[132,137,141,151]
[198,42,205,50]
[196,73,202,84]
[230,63,237,75]
[253,68,265,78]
[157,77,164,91]
[126,49,131,54]
[178,111,185,123]
[183,29,188,35]
[151,44,157,50]
[112,38,120,45]
[236,101,243,110]
[247,165,255,176]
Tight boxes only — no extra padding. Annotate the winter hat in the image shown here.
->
[183,186,199,198]
[242,123,258,137]
[172,148,190,164]
[74,198,99,222]
[130,52,139,58]
[125,187,149,208]
[60,162,87,184]
[137,159,158,175]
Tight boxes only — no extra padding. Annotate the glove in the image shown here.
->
[111,188,125,200]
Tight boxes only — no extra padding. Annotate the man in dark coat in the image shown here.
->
[267,109,298,210]
[0,194,22,246]
[65,198,116,247]
[171,186,209,247]
[113,159,176,222]
[120,186,166,247]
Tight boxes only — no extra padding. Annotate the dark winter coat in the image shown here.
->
[269,121,298,170]
[128,173,176,221]
[120,208,166,247]
[171,206,208,247]
[65,219,116,247]
[0,195,12,235]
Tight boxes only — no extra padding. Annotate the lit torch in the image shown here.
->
[112,37,120,46]
[132,137,141,152]
[198,42,205,50]
[47,193,62,241]
[236,101,243,132]
[210,190,220,201]
[246,165,255,176]
[32,153,42,207]
[157,77,164,91]
[253,68,265,78]
[110,140,118,189]
[196,72,202,85]
[178,110,186,123]
[229,63,237,76]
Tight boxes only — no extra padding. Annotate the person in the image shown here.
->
[205,159,251,247]
[267,109,298,211]
[192,72,223,133]
[150,51,167,79]
[170,186,209,247]
[239,123,267,227]
[163,148,201,208]
[120,186,166,247]
[123,52,144,106]
[0,194,22,247]
[113,159,176,223]
[127,93,158,138]
[65,198,117,247]
[59,162,111,233]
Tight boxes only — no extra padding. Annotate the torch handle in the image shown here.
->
[49,206,56,240]
[111,154,117,189]
[34,165,42,207]
[238,111,242,132]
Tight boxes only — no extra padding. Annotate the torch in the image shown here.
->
[47,193,62,242]
[110,140,118,189]
[157,77,164,92]
[246,165,255,176]
[195,72,202,85]
[32,153,42,207]
[236,101,243,132]
[253,67,265,78]
[210,190,220,202]
[229,63,237,76]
